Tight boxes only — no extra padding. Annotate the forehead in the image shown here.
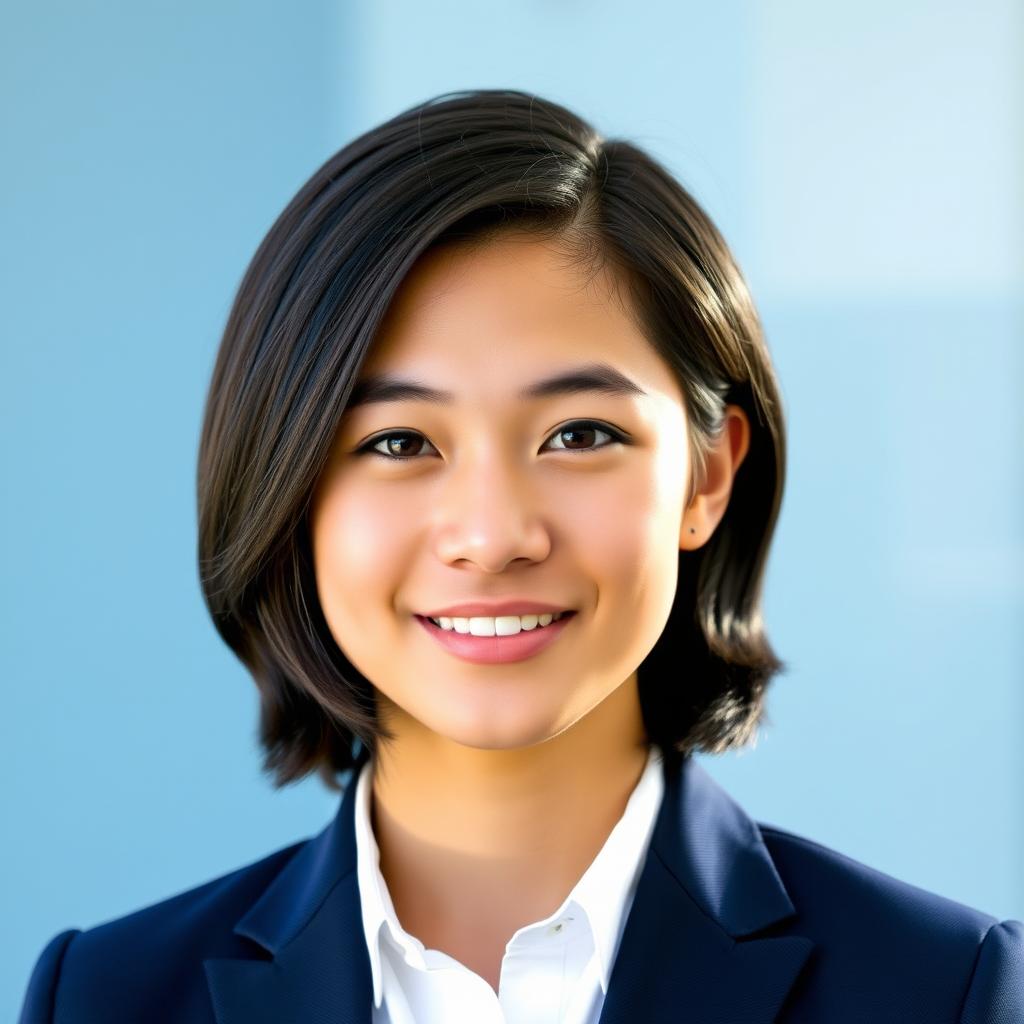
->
[354,232,682,406]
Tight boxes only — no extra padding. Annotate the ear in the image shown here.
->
[681,404,751,550]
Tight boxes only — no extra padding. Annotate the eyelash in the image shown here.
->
[355,419,629,462]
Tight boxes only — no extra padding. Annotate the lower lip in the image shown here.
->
[415,613,577,665]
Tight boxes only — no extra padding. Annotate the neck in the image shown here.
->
[367,674,650,949]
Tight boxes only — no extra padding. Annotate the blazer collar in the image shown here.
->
[205,752,813,1024]
[597,752,814,1023]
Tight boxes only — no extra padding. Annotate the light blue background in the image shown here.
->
[3,1,1021,1017]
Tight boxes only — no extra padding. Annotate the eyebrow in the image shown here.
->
[346,362,648,409]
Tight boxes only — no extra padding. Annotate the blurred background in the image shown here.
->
[3,0,1021,1015]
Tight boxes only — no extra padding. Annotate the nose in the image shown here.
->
[432,452,552,572]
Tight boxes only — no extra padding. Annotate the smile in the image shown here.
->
[415,611,577,664]
[426,610,571,634]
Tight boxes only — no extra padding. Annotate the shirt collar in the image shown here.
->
[353,755,413,1009]
[353,744,665,1008]
[570,743,664,992]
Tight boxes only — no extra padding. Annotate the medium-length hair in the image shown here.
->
[197,88,788,791]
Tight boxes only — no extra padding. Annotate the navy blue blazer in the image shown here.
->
[19,753,1024,1023]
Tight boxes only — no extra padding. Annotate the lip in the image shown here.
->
[415,611,577,665]
[421,600,573,618]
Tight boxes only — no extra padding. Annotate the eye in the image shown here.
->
[545,421,626,453]
[356,419,628,462]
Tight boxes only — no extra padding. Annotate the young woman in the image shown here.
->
[19,89,1021,1024]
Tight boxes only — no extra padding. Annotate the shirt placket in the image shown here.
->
[498,913,593,1024]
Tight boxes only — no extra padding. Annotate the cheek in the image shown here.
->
[311,478,411,624]
[564,457,684,580]
[567,459,685,669]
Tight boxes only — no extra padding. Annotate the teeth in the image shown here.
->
[428,612,569,635]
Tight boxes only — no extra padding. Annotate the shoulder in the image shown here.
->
[757,823,1024,1022]
[18,839,309,1024]
[759,822,999,939]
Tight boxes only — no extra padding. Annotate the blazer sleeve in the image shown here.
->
[958,919,1024,1024]
[18,929,80,1024]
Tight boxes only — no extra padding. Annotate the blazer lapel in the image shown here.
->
[204,758,375,1024]
[205,751,813,1024]
[597,752,814,1023]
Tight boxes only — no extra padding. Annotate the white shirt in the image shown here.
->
[354,744,665,1024]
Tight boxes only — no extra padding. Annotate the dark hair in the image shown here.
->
[197,88,787,792]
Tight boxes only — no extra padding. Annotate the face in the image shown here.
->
[310,232,693,753]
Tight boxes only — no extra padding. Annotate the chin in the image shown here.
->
[426,704,570,752]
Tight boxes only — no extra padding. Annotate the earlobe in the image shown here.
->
[680,404,751,549]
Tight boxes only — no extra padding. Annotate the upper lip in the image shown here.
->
[419,600,574,618]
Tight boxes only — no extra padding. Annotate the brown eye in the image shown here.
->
[357,420,626,462]
[559,426,593,449]
[544,421,622,454]
[364,432,437,460]
[549,423,605,451]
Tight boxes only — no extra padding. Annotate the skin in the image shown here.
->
[310,231,750,993]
